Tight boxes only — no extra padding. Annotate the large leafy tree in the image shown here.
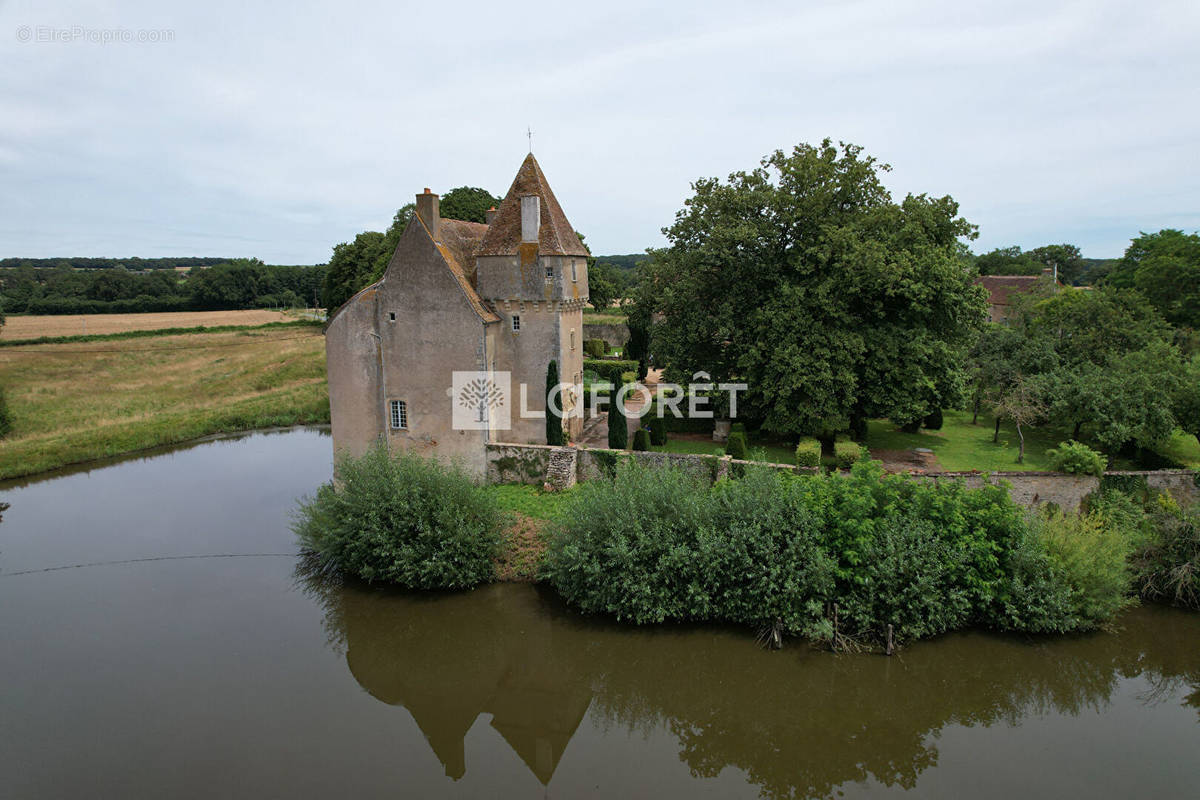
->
[320,204,413,312]
[974,246,1043,276]
[1106,229,1200,330]
[1028,243,1084,285]
[642,139,986,436]
[439,187,501,224]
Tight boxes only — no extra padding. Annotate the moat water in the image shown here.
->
[1,428,1198,798]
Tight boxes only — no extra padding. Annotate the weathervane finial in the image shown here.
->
[527,125,532,153]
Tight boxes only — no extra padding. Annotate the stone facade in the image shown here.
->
[325,154,590,476]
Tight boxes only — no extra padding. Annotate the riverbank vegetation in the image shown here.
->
[0,323,327,480]
[294,445,503,588]
[295,448,1200,650]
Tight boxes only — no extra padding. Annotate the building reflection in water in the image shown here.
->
[297,557,1200,799]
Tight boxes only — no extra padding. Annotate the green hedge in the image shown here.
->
[583,358,638,387]
[833,440,863,469]
[632,428,651,451]
[584,338,607,358]
[795,437,821,467]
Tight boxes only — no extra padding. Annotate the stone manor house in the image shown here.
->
[325,154,590,476]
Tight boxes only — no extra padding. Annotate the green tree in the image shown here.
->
[1106,229,1200,330]
[439,187,501,224]
[975,245,1042,276]
[587,262,620,309]
[644,139,986,437]
[321,231,389,312]
[546,360,565,446]
[1028,243,1084,285]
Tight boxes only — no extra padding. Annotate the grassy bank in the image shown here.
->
[0,325,328,480]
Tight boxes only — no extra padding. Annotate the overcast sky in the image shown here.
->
[2,0,1197,263]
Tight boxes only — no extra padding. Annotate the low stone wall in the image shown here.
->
[485,443,1198,510]
[582,322,629,349]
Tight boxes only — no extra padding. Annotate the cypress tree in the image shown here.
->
[608,388,628,450]
[546,360,565,446]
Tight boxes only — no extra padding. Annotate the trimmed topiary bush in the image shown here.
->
[546,360,565,446]
[584,338,606,358]
[725,431,748,459]
[608,390,628,450]
[584,358,638,386]
[795,437,821,468]
[729,422,747,439]
[1046,440,1106,477]
[632,428,651,451]
[924,408,944,430]
[833,439,862,469]
[293,444,502,589]
[646,416,668,446]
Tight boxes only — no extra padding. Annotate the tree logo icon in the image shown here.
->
[451,371,511,430]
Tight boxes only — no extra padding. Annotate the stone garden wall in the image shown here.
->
[485,442,1199,511]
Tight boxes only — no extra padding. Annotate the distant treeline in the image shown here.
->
[0,256,238,270]
[0,259,327,315]
[595,253,651,272]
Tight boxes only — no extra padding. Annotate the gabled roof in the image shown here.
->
[478,153,589,257]
[413,214,500,323]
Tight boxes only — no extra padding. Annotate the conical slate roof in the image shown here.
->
[478,153,589,257]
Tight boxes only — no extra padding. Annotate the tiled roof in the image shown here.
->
[416,214,500,323]
[975,275,1041,307]
[478,153,589,257]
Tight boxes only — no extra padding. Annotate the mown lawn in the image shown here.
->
[650,433,797,465]
[485,483,577,521]
[866,410,1200,472]
[0,325,329,480]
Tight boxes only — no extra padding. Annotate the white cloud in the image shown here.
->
[0,0,1196,262]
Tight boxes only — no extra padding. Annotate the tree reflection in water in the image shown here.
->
[296,556,1200,799]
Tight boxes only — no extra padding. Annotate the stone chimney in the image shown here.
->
[520,195,540,243]
[485,206,498,226]
[416,188,439,239]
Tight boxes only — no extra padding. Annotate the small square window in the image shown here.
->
[389,399,408,429]
[512,314,521,332]
[388,312,396,322]
[545,265,554,280]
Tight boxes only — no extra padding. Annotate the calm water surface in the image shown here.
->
[1,428,1198,799]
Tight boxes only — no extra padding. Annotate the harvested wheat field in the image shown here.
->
[1,309,296,340]
[0,326,328,479]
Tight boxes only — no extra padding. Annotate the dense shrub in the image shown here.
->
[632,428,651,451]
[725,431,748,459]
[924,408,944,430]
[546,360,565,446]
[1132,498,1200,609]
[645,395,715,434]
[1047,440,1106,476]
[795,437,821,467]
[292,444,502,589]
[729,422,747,439]
[833,440,863,469]
[1030,509,1134,626]
[646,416,668,446]
[584,338,607,358]
[542,460,1125,647]
[584,358,638,386]
[608,391,628,450]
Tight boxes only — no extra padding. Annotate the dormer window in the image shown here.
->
[545,265,554,280]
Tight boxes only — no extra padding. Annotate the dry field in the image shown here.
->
[1,309,296,340]
[0,326,328,480]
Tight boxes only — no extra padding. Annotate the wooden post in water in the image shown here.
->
[886,624,894,656]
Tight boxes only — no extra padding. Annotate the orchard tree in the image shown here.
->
[642,139,987,437]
